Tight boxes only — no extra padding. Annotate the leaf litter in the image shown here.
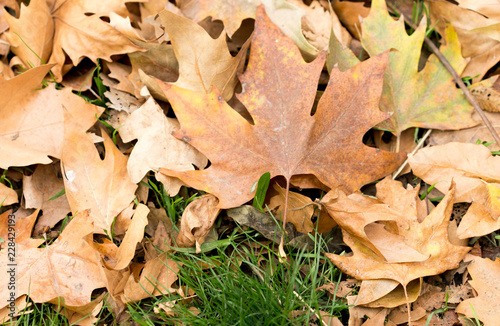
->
[1,0,500,325]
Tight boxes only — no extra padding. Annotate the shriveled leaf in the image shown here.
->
[456,254,500,325]
[122,258,180,302]
[159,6,405,209]
[119,96,207,195]
[409,142,500,203]
[0,211,106,307]
[269,183,333,234]
[0,65,102,168]
[61,126,137,231]
[323,178,470,287]
[93,204,149,270]
[176,194,220,252]
[361,0,475,134]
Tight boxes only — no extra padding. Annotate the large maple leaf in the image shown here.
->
[159,6,405,209]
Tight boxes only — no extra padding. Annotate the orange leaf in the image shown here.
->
[160,6,405,208]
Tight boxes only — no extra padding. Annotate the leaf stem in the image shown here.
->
[279,178,291,259]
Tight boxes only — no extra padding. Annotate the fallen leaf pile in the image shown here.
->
[1,0,500,325]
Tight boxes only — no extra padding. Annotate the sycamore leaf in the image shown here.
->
[0,210,106,307]
[179,0,259,38]
[323,178,470,287]
[61,125,137,231]
[456,254,500,326]
[119,96,207,195]
[0,64,103,169]
[159,6,405,209]
[362,0,476,134]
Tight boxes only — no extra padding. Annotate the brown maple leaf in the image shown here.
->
[159,6,405,209]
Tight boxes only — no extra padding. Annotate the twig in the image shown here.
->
[387,3,500,146]
[392,129,432,179]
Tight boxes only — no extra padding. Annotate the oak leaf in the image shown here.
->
[145,9,249,102]
[0,182,17,206]
[0,64,103,169]
[119,96,207,195]
[408,142,500,203]
[22,163,71,235]
[179,0,259,38]
[159,6,405,209]
[456,254,500,326]
[4,0,53,68]
[61,125,137,232]
[0,210,106,307]
[430,1,500,82]
[323,178,471,288]
[13,0,142,81]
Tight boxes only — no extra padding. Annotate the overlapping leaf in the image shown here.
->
[159,6,405,208]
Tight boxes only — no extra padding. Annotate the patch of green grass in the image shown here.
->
[126,226,347,325]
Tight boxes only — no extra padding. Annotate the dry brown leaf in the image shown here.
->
[93,204,149,270]
[0,182,16,206]
[23,163,71,235]
[122,257,180,302]
[119,96,207,195]
[352,278,421,308]
[159,6,405,209]
[469,76,500,113]
[323,178,471,288]
[179,0,259,38]
[176,194,220,251]
[61,126,137,232]
[269,183,315,234]
[4,0,53,69]
[331,0,369,40]
[456,0,500,20]
[409,142,500,203]
[456,254,500,326]
[152,9,249,101]
[0,64,102,168]
[0,210,106,308]
[428,111,500,151]
[430,1,500,82]
[456,182,500,239]
[47,0,142,81]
